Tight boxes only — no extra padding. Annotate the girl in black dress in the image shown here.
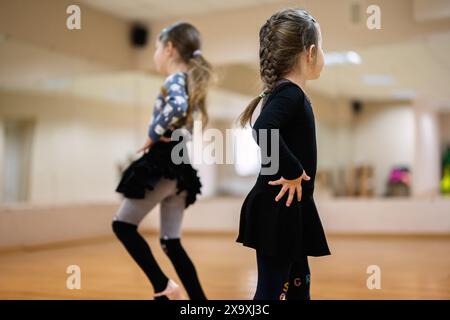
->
[237,8,331,300]
[113,22,212,300]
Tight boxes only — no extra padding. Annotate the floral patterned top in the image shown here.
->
[147,71,189,142]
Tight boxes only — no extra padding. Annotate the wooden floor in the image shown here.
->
[0,234,449,299]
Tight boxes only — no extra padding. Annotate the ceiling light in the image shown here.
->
[392,89,416,100]
[362,74,395,86]
[324,51,362,65]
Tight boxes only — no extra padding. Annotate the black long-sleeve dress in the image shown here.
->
[236,80,331,261]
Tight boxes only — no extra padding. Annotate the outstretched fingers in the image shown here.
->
[296,184,303,202]
[286,186,295,207]
[275,185,288,202]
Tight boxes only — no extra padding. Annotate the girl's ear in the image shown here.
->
[164,41,174,56]
[307,44,317,63]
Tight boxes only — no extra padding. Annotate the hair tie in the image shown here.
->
[192,49,202,57]
[259,91,267,98]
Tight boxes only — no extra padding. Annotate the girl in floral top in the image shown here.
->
[113,22,212,300]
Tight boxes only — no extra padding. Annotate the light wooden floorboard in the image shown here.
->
[0,234,449,299]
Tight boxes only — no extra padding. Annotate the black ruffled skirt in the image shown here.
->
[115,141,202,209]
[236,174,331,261]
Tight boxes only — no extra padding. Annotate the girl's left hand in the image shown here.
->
[268,171,311,207]
[136,135,173,153]
[159,136,172,142]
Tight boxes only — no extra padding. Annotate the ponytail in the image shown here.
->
[158,22,213,130]
[187,53,212,129]
[237,94,265,128]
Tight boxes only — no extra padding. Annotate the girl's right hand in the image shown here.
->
[268,171,311,207]
[136,137,153,154]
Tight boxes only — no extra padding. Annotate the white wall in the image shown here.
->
[1,196,449,249]
[0,90,143,204]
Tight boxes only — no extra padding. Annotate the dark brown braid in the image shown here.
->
[238,8,318,127]
[259,11,281,93]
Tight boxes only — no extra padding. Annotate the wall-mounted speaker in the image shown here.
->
[131,24,148,48]
[351,100,363,115]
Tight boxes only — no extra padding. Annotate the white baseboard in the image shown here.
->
[1,196,449,249]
